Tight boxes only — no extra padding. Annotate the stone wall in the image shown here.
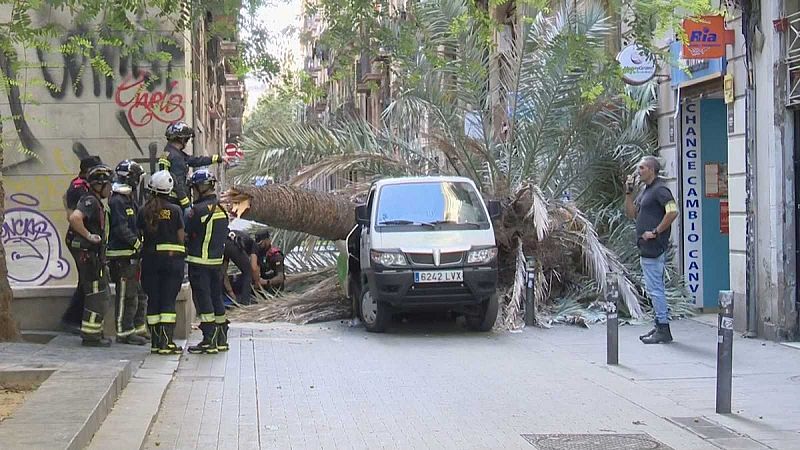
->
[0,13,194,287]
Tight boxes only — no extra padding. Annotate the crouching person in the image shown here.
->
[185,169,230,354]
[66,165,114,347]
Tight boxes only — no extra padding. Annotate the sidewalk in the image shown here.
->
[140,315,800,450]
[0,332,151,449]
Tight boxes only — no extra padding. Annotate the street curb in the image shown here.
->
[0,358,134,450]
[86,340,186,450]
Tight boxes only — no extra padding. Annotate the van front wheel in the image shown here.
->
[360,288,389,333]
[467,294,499,332]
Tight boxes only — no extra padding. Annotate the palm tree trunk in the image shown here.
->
[225,184,357,241]
[0,118,21,341]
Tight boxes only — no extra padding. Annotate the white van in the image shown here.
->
[346,176,501,332]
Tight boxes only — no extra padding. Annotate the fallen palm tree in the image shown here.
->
[226,0,693,329]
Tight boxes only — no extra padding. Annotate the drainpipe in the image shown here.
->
[743,0,760,336]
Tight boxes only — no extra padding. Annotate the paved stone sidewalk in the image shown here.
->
[0,332,150,449]
[141,315,800,450]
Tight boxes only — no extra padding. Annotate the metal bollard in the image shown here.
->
[716,290,734,414]
[605,273,620,365]
[524,256,536,326]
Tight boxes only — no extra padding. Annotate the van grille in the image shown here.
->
[407,252,463,266]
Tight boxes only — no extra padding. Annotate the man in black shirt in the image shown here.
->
[624,156,679,344]
[61,155,103,333]
[223,229,259,306]
[67,164,114,346]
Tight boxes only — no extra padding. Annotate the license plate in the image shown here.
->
[414,270,463,283]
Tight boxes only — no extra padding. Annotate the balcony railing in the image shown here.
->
[787,11,800,107]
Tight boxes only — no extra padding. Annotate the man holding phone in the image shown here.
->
[624,156,679,344]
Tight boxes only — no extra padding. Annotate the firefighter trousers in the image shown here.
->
[109,258,145,337]
[62,247,86,326]
[142,254,184,327]
[188,265,226,326]
[75,249,110,342]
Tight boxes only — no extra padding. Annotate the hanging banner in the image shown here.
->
[682,101,704,306]
[682,15,735,60]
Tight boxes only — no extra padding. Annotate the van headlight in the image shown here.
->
[370,250,408,267]
[467,247,498,264]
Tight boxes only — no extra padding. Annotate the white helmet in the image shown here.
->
[147,170,174,195]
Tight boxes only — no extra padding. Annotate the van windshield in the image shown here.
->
[375,181,490,231]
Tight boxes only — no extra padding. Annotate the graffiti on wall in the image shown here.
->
[1,194,70,286]
[0,26,185,161]
[115,76,185,127]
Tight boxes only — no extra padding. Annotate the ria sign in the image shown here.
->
[682,15,735,60]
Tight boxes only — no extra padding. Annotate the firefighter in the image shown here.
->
[223,229,260,307]
[138,170,186,355]
[107,160,148,345]
[185,169,230,353]
[157,121,226,208]
[255,230,286,293]
[60,155,103,334]
[66,164,113,347]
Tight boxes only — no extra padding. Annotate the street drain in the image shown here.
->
[521,433,673,450]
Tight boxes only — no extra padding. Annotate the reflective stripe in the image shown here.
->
[81,321,102,329]
[104,206,111,243]
[92,280,99,293]
[117,279,126,334]
[199,313,215,323]
[156,244,185,253]
[212,154,220,163]
[134,239,141,250]
[107,249,136,257]
[158,158,171,169]
[187,208,227,266]
[160,313,177,323]
[117,329,135,337]
[185,256,223,265]
[125,208,135,215]
[180,197,190,207]
[214,315,227,324]
[147,314,160,325]
[135,324,148,333]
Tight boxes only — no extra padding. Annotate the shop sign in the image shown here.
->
[682,101,704,307]
[617,44,656,85]
[720,199,729,235]
[682,15,735,60]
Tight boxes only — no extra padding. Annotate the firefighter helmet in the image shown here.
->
[86,164,113,186]
[115,160,144,186]
[147,170,174,195]
[165,121,194,141]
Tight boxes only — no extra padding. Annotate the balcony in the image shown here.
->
[788,11,800,107]
[357,53,383,92]
[220,40,238,59]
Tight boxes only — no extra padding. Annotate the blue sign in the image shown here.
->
[669,41,726,89]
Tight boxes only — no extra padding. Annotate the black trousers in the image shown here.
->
[142,254,184,326]
[109,258,145,337]
[62,247,85,325]
[188,265,225,324]
[74,249,110,341]
[224,244,252,305]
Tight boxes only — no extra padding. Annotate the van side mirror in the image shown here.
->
[487,200,502,220]
[355,204,370,225]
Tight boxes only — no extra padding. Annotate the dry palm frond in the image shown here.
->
[498,240,526,331]
[228,272,351,325]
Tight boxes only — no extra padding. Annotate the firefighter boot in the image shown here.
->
[149,324,161,354]
[158,323,183,355]
[641,323,673,344]
[216,321,230,352]
[188,323,219,354]
[116,333,148,346]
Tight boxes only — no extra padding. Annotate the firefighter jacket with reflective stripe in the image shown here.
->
[157,143,221,208]
[66,192,109,255]
[185,195,228,266]
[137,202,185,255]
[107,188,141,258]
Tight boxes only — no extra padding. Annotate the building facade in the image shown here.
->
[0,8,245,288]
[655,0,799,341]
